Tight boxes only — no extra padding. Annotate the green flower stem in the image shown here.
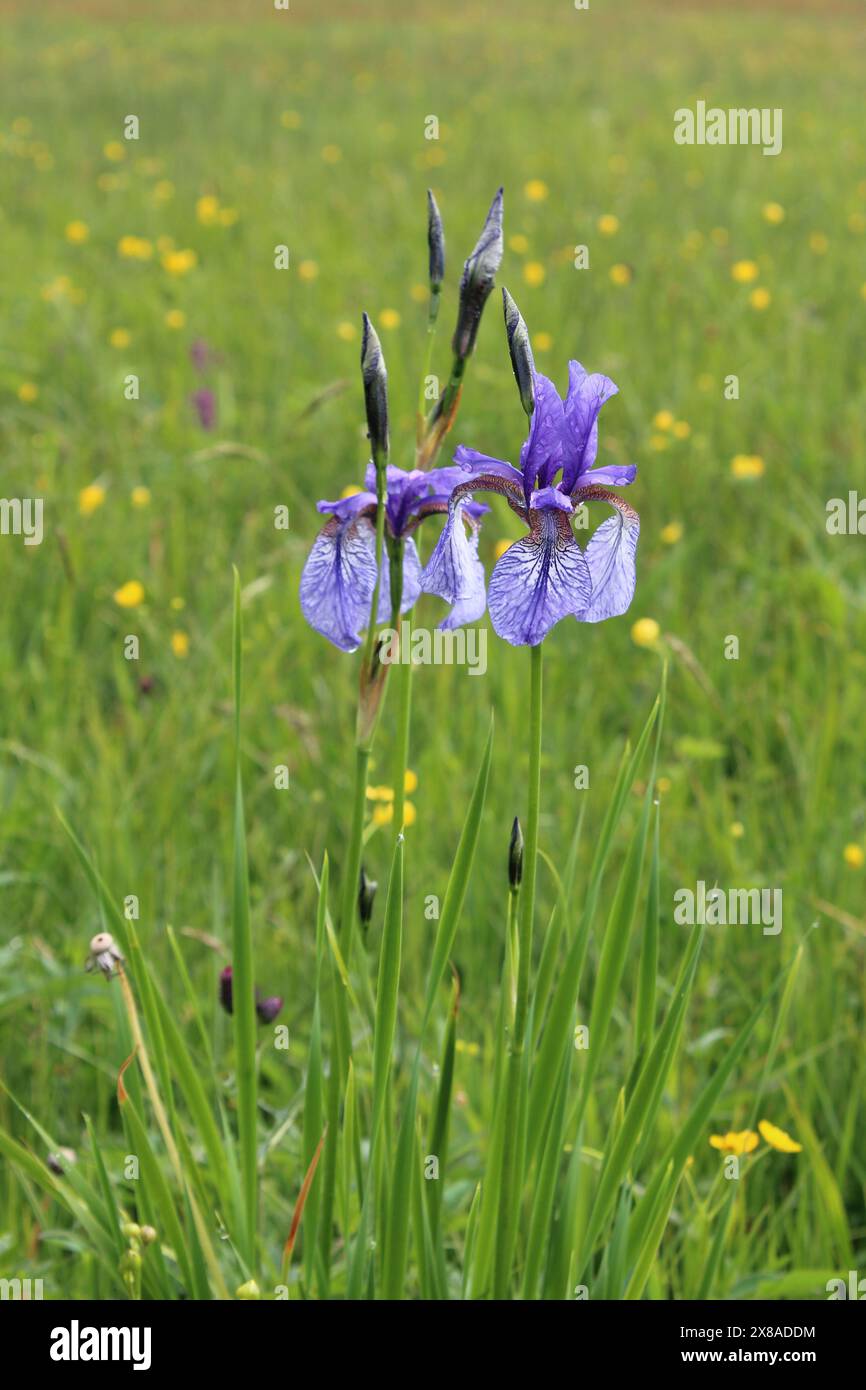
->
[494,640,543,1296]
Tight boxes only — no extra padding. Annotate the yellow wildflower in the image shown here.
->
[660,521,683,545]
[631,617,660,648]
[731,259,759,283]
[109,328,131,349]
[170,631,190,658]
[524,179,548,202]
[758,1120,802,1154]
[710,1130,759,1156]
[131,486,151,508]
[336,321,357,341]
[597,213,619,236]
[379,309,401,329]
[196,194,220,226]
[298,260,318,281]
[404,769,418,794]
[609,263,632,286]
[762,202,785,225]
[161,248,197,276]
[164,308,186,330]
[731,454,765,479]
[534,331,553,351]
[843,843,864,868]
[113,580,145,608]
[749,287,771,310]
[17,382,38,403]
[523,261,546,287]
[321,144,342,163]
[103,140,125,162]
[653,410,674,431]
[65,219,89,243]
[79,483,106,516]
[508,233,529,254]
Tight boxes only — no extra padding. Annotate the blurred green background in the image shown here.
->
[1,0,864,1292]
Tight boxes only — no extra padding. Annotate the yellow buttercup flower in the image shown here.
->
[118,235,153,261]
[170,630,190,658]
[508,233,529,255]
[103,140,125,162]
[164,308,186,330]
[672,420,691,439]
[403,801,417,827]
[523,261,546,287]
[524,179,548,202]
[762,202,785,225]
[731,453,765,479]
[79,483,106,516]
[196,194,220,226]
[170,596,185,611]
[758,1120,802,1154]
[609,263,632,286]
[336,321,357,341]
[534,331,553,351]
[730,821,745,839]
[17,382,38,403]
[366,785,395,802]
[631,617,660,648]
[808,231,829,255]
[218,207,238,227]
[109,327,131,349]
[597,213,619,236]
[843,843,864,868]
[321,144,342,164]
[153,179,174,203]
[65,219,89,243]
[409,284,429,303]
[379,308,401,329]
[731,259,759,283]
[656,776,672,794]
[848,211,866,234]
[161,247,197,276]
[280,110,302,129]
[114,580,145,608]
[648,434,669,452]
[653,410,674,431]
[660,521,683,545]
[131,486,151,508]
[372,803,394,826]
[749,287,771,310]
[298,259,318,281]
[404,769,418,794]
[710,1130,759,1156]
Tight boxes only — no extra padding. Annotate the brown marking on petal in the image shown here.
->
[572,483,639,523]
[452,472,528,519]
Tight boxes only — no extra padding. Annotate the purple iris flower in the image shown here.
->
[190,387,216,431]
[299,463,489,652]
[421,362,639,646]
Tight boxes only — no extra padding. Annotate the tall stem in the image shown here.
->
[494,640,543,1296]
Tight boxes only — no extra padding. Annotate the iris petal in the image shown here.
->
[377,536,423,622]
[561,360,619,491]
[299,515,378,652]
[420,500,487,630]
[487,507,590,646]
[519,373,565,504]
[574,486,640,623]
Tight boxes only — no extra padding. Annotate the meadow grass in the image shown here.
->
[0,0,864,1299]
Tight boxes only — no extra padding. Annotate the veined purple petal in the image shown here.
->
[576,463,636,488]
[574,485,640,623]
[519,373,564,504]
[531,485,572,512]
[453,444,524,490]
[420,499,487,630]
[487,507,590,647]
[377,536,423,622]
[317,490,377,520]
[561,360,619,492]
[299,514,378,652]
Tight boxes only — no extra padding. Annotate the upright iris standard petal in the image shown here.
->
[299,511,378,652]
[420,497,487,630]
[487,504,591,647]
[561,360,619,491]
[519,373,565,505]
[574,486,640,623]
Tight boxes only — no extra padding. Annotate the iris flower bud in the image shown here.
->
[452,187,504,361]
[508,816,524,890]
[361,312,389,460]
[502,287,535,418]
[427,189,445,291]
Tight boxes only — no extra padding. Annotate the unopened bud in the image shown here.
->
[140,1225,157,1246]
[358,865,378,930]
[427,189,445,290]
[236,1278,261,1300]
[508,817,524,890]
[361,312,389,460]
[502,287,535,417]
[452,187,504,361]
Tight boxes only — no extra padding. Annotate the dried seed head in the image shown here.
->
[502,287,535,418]
[452,187,504,361]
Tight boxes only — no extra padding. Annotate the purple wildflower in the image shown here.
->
[422,361,639,646]
[189,338,214,373]
[219,965,283,1025]
[299,463,489,652]
[190,387,216,431]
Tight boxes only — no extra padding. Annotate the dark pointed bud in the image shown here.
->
[508,816,524,890]
[219,965,233,1015]
[358,864,378,929]
[255,994,283,1025]
[427,189,445,290]
[452,186,504,361]
[361,312,389,459]
[502,287,535,417]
